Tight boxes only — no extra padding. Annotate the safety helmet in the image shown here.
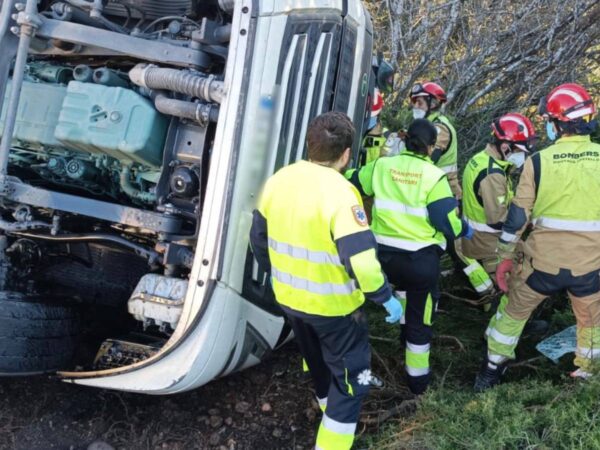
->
[410,82,447,103]
[371,88,384,117]
[367,88,384,130]
[538,83,596,122]
[491,113,536,152]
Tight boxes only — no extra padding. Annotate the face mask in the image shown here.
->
[546,121,557,141]
[507,151,526,168]
[412,108,427,120]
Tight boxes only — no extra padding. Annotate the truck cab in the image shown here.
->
[0,0,373,393]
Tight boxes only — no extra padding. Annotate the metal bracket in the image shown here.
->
[5,179,183,234]
[35,17,211,69]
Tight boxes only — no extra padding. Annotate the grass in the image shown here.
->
[358,268,600,450]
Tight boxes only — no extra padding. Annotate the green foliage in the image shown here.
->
[397,376,600,450]
[361,273,598,450]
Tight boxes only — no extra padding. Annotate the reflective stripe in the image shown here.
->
[375,234,447,252]
[394,291,407,324]
[374,199,428,217]
[576,347,600,359]
[488,353,507,364]
[474,279,493,293]
[488,327,519,346]
[407,342,430,354]
[535,217,600,232]
[268,238,341,266]
[439,164,458,174]
[405,366,430,376]
[466,218,500,234]
[463,262,481,276]
[500,231,519,243]
[322,414,356,435]
[272,268,356,295]
[317,396,328,412]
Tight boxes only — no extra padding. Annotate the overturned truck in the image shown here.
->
[0,0,373,393]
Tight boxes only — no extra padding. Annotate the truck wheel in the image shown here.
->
[0,291,81,374]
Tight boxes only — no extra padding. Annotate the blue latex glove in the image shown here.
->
[383,297,403,324]
[463,222,474,240]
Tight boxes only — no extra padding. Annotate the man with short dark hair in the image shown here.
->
[249,111,402,450]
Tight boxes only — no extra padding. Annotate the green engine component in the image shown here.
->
[0,80,67,148]
[27,63,74,84]
[55,81,168,168]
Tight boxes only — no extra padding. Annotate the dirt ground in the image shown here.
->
[0,345,323,450]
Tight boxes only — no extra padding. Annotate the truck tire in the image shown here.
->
[0,291,81,374]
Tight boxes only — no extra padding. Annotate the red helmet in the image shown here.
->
[410,82,447,103]
[371,88,384,118]
[491,113,536,152]
[539,83,596,122]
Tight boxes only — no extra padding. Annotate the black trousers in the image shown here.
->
[379,246,441,394]
[284,307,371,425]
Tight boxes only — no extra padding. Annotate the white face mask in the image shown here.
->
[506,151,526,168]
[412,108,427,120]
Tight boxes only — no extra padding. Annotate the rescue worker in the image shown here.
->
[475,83,600,391]
[410,82,494,298]
[409,82,461,197]
[249,111,403,450]
[347,119,473,395]
[363,88,389,165]
[461,113,536,294]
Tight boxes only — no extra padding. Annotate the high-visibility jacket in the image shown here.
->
[428,112,458,175]
[363,128,390,164]
[531,136,600,229]
[347,151,466,252]
[498,135,600,275]
[253,160,391,317]
[463,147,513,233]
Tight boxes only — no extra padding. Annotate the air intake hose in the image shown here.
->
[129,63,225,104]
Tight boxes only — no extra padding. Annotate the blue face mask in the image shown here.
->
[546,122,557,141]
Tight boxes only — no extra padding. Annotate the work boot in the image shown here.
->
[474,360,507,392]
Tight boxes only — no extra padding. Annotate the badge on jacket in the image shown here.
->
[352,205,368,226]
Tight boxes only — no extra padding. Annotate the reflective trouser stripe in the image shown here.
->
[394,291,407,325]
[463,262,494,293]
[302,358,309,372]
[440,164,458,174]
[268,237,342,266]
[500,231,519,243]
[488,353,507,365]
[271,268,356,295]
[486,294,527,360]
[466,218,501,233]
[534,217,600,232]
[375,234,446,252]
[374,199,429,217]
[317,396,327,412]
[406,342,430,377]
[575,326,600,371]
[316,414,356,450]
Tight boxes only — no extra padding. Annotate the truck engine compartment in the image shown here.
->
[0,0,234,372]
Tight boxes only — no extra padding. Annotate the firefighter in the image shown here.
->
[409,82,461,197]
[410,81,493,298]
[363,88,389,165]
[347,119,473,395]
[461,113,536,297]
[475,83,600,391]
[249,112,402,450]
